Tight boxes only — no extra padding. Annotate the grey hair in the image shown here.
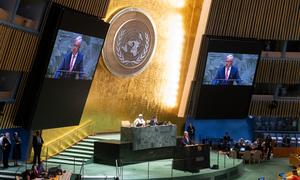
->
[226,54,234,61]
[75,35,83,44]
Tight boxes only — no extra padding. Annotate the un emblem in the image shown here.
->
[102,8,156,76]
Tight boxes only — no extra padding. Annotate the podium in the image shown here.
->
[173,144,210,173]
[55,70,86,80]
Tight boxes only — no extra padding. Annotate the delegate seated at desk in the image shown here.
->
[149,116,159,126]
[134,114,145,127]
[181,131,194,146]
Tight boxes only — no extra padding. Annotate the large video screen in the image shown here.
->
[15,3,109,130]
[203,52,259,86]
[189,37,264,119]
[46,30,104,80]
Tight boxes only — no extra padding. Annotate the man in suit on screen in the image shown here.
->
[212,54,241,85]
[54,35,85,79]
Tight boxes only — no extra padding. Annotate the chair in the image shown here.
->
[121,121,131,127]
[242,151,251,164]
[277,135,283,145]
[251,150,262,164]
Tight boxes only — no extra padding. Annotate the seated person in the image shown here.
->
[30,164,40,179]
[37,160,46,176]
[21,170,31,180]
[134,114,145,127]
[282,134,291,147]
[287,169,300,180]
[181,131,194,146]
[149,116,159,126]
[244,140,252,151]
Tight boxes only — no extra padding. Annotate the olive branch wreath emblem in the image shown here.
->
[115,30,150,66]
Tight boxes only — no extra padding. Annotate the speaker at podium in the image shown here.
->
[172,144,210,173]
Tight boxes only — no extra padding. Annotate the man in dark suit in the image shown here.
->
[212,54,241,85]
[54,36,84,79]
[181,131,194,147]
[223,132,231,151]
[2,132,11,168]
[32,131,44,165]
[186,123,195,141]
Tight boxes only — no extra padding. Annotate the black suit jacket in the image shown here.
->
[2,137,11,152]
[32,135,44,149]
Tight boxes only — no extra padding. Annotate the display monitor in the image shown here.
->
[15,3,109,129]
[203,52,259,86]
[46,29,104,80]
[189,37,264,119]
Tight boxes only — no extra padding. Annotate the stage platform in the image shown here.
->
[0,133,244,180]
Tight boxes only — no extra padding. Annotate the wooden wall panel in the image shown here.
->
[249,95,300,118]
[0,25,38,128]
[0,0,110,128]
[256,58,300,84]
[252,57,300,117]
[53,0,110,18]
[206,0,300,40]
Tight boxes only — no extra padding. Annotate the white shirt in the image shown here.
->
[134,117,145,127]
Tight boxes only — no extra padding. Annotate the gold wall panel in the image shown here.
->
[80,0,204,133]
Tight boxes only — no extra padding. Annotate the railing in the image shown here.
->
[107,153,243,180]
[36,120,95,160]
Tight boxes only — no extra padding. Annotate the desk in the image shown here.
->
[94,139,175,165]
[273,147,300,157]
[121,125,176,150]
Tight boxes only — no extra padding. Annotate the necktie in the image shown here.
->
[225,67,229,80]
[69,55,75,71]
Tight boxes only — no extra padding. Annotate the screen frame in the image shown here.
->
[192,36,264,119]
[202,37,263,87]
[15,3,110,129]
[45,29,105,80]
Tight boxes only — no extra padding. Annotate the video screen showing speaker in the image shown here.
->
[15,3,109,129]
[203,52,259,86]
[194,37,264,119]
[46,29,104,80]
